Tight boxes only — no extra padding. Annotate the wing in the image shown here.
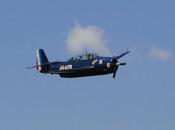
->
[116,50,130,59]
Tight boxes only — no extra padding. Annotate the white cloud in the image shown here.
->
[149,47,172,61]
[66,24,110,55]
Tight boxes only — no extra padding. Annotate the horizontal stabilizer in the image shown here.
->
[26,63,50,69]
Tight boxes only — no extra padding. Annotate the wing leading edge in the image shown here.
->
[116,50,130,59]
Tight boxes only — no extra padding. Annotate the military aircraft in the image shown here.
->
[27,49,130,78]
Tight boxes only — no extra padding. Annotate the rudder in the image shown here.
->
[36,49,49,72]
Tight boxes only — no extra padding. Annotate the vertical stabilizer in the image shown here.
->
[36,49,49,73]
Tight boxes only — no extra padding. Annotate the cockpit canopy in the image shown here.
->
[69,53,98,61]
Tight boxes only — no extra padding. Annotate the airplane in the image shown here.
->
[27,49,130,78]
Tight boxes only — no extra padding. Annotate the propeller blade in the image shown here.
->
[112,67,118,79]
[116,62,127,66]
[119,62,127,66]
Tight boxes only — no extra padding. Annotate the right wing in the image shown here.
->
[116,50,130,59]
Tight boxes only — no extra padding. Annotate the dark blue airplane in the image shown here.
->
[27,49,130,78]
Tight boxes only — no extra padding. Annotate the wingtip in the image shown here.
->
[126,48,130,53]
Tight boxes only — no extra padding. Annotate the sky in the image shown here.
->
[0,0,175,130]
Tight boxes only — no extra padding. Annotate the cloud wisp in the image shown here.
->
[149,47,172,61]
[66,24,110,55]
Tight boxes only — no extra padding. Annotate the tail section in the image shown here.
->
[36,49,49,73]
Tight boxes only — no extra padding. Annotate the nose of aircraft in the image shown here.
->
[111,57,127,79]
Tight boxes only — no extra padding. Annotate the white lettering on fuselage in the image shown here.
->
[59,65,72,71]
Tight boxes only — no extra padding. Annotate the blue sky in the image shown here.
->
[0,0,175,130]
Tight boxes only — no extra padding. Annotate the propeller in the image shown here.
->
[110,49,130,79]
[112,62,127,79]
[112,66,118,79]
[111,56,127,79]
[111,56,118,79]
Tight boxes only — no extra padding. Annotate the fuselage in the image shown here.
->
[46,55,117,78]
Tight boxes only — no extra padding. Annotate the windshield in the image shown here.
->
[69,53,97,61]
